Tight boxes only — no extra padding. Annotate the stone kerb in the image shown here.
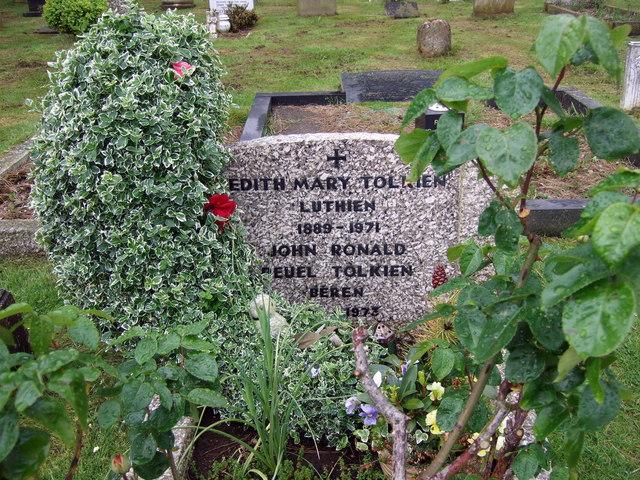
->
[227,132,492,326]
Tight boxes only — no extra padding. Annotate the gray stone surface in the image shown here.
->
[297,0,336,16]
[473,0,515,16]
[384,1,420,18]
[0,220,42,257]
[417,19,452,58]
[227,133,491,326]
[341,70,443,103]
[0,140,31,179]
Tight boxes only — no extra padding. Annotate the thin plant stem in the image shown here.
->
[65,422,83,480]
[164,449,179,480]
[419,358,496,479]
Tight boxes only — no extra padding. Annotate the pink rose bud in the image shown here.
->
[172,61,195,78]
[110,454,131,474]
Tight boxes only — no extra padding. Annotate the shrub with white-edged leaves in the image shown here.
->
[31,5,256,331]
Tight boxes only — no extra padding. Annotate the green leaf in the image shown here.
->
[431,348,455,380]
[592,202,640,266]
[130,431,157,466]
[477,122,537,186]
[134,337,158,365]
[436,56,508,86]
[97,400,121,429]
[445,124,490,172]
[534,14,586,77]
[133,451,170,479]
[437,391,466,431]
[25,398,75,447]
[526,306,565,351]
[401,304,456,332]
[0,428,50,480]
[186,388,228,408]
[36,348,79,376]
[436,77,494,103]
[513,445,542,480]
[505,345,546,383]
[156,333,181,355]
[459,242,483,277]
[395,129,429,165]
[564,191,628,237]
[0,303,33,321]
[398,364,418,399]
[541,86,566,118]
[585,358,605,403]
[550,466,570,480]
[585,16,622,80]
[402,88,437,127]
[494,67,544,118]
[610,24,631,48]
[436,111,463,151]
[495,209,523,252]
[48,370,89,429]
[14,381,42,412]
[541,243,610,309]
[0,411,19,462]
[28,316,54,357]
[478,201,502,236]
[402,397,424,410]
[577,377,620,430]
[584,107,640,160]
[175,318,210,336]
[68,316,100,351]
[555,347,582,382]
[563,279,636,357]
[565,429,585,468]
[455,303,520,362]
[407,132,441,183]
[589,168,640,195]
[120,380,154,414]
[180,336,216,351]
[184,353,219,383]
[534,403,570,437]
[548,131,579,176]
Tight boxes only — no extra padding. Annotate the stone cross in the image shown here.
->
[621,41,640,111]
[327,149,346,169]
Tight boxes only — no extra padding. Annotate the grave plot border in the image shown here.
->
[238,71,638,237]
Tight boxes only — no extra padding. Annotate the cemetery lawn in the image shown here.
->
[1,256,639,480]
[3,0,640,153]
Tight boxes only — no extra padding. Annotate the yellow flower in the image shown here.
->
[425,409,444,435]
[467,432,489,457]
[427,382,445,401]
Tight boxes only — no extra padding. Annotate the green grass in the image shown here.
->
[2,0,640,153]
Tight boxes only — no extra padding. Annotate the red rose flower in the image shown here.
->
[204,194,237,231]
[172,61,195,78]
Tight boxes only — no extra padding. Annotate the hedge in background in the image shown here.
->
[32,5,257,330]
[44,0,108,35]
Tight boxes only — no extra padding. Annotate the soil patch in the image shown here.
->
[188,410,368,480]
[0,163,32,220]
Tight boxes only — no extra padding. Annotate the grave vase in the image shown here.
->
[473,0,515,16]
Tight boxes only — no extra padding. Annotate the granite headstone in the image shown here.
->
[341,70,443,103]
[209,0,254,13]
[227,133,491,326]
[384,1,420,18]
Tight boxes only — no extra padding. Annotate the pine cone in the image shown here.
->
[431,264,448,288]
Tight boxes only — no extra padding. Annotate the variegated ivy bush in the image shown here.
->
[31,5,255,331]
[30,4,365,447]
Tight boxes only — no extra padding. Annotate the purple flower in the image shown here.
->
[401,361,410,376]
[345,396,360,415]
[359,404,378,426]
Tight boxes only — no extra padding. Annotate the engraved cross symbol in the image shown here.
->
[327,149,346,169]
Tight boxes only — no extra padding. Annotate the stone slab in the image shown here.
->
[0,220,43,257]
[0,140,31,179]
[209,0,254,12]
[227,133,492,326]
[298,0,337,16]
[525,199,587,237]
[384,1,420,18]
[341,70,443,103]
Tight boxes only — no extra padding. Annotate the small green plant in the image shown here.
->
[98,319,227,480]
[226,5,258,33]
[43,0,107,35]
[356,13,640,479]
[0,302,110,480]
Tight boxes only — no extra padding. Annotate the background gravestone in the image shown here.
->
[384,1,420,18]
[209,0,254,12]
[417,20,452,58]
[227,133,491,326]
[298,0,336,16]
[473,0,515,16]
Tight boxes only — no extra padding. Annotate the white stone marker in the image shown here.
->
[621,41,640,111]
[227,133,491,327]
[208,0,254,13]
